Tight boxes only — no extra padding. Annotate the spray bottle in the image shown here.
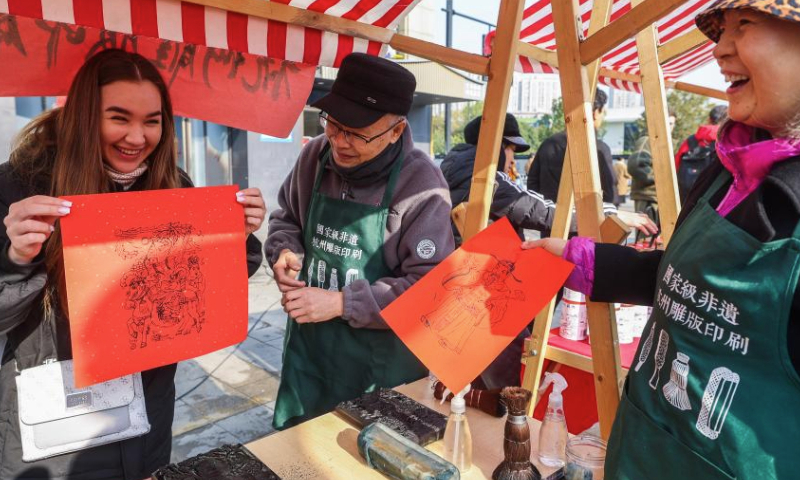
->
[442,384,472,472]
[537,372,568,468]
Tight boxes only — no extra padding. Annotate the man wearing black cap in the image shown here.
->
[441,113,595,247]
[265,53,454,429]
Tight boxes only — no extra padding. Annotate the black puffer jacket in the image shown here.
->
[0,161,263,480]
[440,143,566,244]
[441,143,619,244]
[527,131,618,204]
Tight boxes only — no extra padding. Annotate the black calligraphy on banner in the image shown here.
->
[242,56,303,100]
[34,19,86,68]
[0,15,26,56]
[202,48,245,87]
[151,40,197,88]
[0,13,316,137]
[86,29,138,62]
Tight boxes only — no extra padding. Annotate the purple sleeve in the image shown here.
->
[562,236,596,296]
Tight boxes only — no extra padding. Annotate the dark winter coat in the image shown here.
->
[627,136,658,203]
[0,160,263,480]
[527,131,618,204]
[592,155,800,373]
[441,143,573,244]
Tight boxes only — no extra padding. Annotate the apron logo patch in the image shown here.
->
[416,239,436,259]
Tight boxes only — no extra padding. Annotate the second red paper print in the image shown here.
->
[382,218,574,394]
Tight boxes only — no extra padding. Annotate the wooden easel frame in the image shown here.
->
[135,0,721,440]
[460,0,716,437]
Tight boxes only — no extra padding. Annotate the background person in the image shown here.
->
[613,156,631,206]
[675,104,728,170]
[441,113,553,245]
[627,110,677,239]
[527,89,618,205]
[675,105,728,200]
[442,114,656,246]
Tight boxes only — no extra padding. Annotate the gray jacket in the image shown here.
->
[266,130,455,329]
[0,160,263,480]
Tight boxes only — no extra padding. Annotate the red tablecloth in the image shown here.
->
[546,328,639,369]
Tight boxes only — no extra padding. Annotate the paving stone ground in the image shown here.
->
[170,261,285,462]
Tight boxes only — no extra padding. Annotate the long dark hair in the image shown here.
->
[9,49,180,313]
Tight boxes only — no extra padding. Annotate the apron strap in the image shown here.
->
[792,214,800,239]
[380,146,406,209]
[312,146,331,194]
[699,168,732,204]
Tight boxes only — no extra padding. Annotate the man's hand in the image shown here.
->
[272,249,305,292]
[282,287,343,324]
[616,210,659,237]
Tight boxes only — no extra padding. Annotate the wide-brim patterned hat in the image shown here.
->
[696,0,800,42]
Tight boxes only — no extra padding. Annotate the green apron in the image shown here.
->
[273,147,428,430]
[606,171,800,479]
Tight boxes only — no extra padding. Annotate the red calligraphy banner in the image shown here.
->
[60,186,248,387]
[0,14,315,137]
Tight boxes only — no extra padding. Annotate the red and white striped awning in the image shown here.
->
[0,0,419,135]
[0,0,418,67]
[509,0,717,93]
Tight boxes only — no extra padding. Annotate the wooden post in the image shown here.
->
[521,157,575,415]
[521,0,615,416]
[185,0,393,41]
[552,0,622,439]
[669,81,728,102]
[461,0,526,240]
[579,0,687,65]
[521,27,709,73]
[390,34,490,75]
[633,0,681,243]
[658,29,709,64]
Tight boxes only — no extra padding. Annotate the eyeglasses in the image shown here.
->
[319,113,405,145]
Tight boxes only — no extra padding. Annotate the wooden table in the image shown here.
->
[247,379,560,479]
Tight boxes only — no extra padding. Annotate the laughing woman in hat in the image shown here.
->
[526,1,800,479]
[265,53,454,429]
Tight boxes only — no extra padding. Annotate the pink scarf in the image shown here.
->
[715,122,800,216]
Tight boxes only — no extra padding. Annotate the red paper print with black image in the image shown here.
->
[59,186,247,387]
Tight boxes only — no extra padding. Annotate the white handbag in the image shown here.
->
[15,359,151,462]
